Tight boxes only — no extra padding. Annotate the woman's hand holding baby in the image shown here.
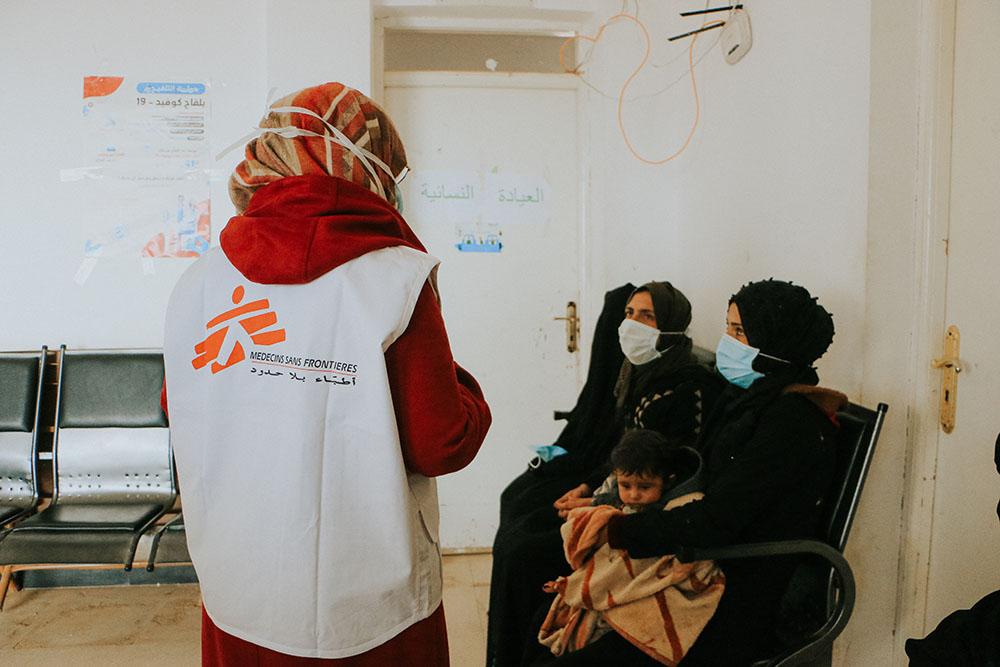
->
[554,483,593,518]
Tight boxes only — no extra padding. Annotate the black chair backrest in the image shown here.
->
[58,349,167,428]
[0,349,44,433]
[0,348,46,510]
[821,402,888,553]
[772,400,888,660]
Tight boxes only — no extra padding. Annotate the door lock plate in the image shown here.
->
[553,301,579,353]
[932,324,961,433]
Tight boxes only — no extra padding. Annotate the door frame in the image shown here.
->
[372,12,597,382]
[891,0,958,660]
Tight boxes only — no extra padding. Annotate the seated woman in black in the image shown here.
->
[487,281,723,667]
[527,279,845,665]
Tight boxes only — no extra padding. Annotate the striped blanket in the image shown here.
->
[538,494,725,666]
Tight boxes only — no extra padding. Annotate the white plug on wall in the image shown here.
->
[720,9,752,64]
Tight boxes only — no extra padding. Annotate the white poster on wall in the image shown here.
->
[66,76,211,281]
[404,167,550,254]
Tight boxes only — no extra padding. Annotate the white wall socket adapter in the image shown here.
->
[720,9,752,65]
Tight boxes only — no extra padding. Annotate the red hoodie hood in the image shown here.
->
[220,174,426,285]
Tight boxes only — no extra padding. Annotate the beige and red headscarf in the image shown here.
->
[229,82,407,213]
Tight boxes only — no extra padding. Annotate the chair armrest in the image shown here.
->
[677,540,855,667]
[676,539,845,564]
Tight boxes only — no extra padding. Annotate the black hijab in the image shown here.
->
[730,279,835,371]
[615,281,696,415]
[714,279,836,420]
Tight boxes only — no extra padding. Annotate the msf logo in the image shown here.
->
[192,286,286,374]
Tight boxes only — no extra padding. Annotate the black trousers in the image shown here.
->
[488,462,588,667]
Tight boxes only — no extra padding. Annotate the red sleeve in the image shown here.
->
[385,282,491,477]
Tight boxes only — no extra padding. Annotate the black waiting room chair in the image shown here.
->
[0,347,175,609]
[0,348,46,530]
[677,401,888,667]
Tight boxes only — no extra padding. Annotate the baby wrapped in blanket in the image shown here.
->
[538,430,725,665]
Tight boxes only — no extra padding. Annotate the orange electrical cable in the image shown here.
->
[561,14,723,166]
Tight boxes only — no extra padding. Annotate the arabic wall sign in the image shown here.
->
[68,75,212,283]
[483,171,550,225]
[407,167,552,226]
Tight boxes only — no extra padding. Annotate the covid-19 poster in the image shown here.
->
[68,76,212,282]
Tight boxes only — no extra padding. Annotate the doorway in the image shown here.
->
[378,26,587,550]
[920,0,1000,629]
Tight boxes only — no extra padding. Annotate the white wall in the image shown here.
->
[582,1,870,395]
[852,3,924,663]
[0,0,372,350]
[267,0,373,98]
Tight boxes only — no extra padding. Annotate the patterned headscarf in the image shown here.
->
[229,82,407,213]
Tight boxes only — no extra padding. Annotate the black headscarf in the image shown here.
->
[709,279,835,423]
[615,281,696,415]
[730,279,835,369]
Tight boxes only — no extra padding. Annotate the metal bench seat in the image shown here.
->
[0,348,175,608]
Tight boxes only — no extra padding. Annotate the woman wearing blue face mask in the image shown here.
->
[535,279,846,666]
[488,281,723,667]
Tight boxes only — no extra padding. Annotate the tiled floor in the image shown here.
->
[0,553,491,666]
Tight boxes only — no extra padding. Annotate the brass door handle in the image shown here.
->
[554,301,579,353]
[933,325,961,433]
[931,357,962,373]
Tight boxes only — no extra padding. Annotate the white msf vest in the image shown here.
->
[163,245,441,658]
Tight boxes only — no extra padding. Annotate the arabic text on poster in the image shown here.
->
[72,76,212,266]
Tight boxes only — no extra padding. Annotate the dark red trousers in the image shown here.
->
[201,604,449,666]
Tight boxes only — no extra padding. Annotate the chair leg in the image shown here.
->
[0,565,13,611]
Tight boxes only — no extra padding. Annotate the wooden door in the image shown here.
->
[925,0,1000,627]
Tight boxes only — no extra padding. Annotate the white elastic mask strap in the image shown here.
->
[271,105,394,198]
[215,105,404,200]
[213,89,288,162]
[215,128,264,163]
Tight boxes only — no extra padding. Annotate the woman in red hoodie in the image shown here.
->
[162,82,491,666]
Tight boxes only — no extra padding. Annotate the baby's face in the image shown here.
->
[615,471,664,508]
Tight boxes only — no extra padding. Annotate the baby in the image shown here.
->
[591,429,698,514]
[537,429,718,660]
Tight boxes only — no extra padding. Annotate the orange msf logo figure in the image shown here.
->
[192,286,286,374]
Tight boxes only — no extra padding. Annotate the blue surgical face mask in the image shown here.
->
[715,334,789,389]
[528,444,569,468]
